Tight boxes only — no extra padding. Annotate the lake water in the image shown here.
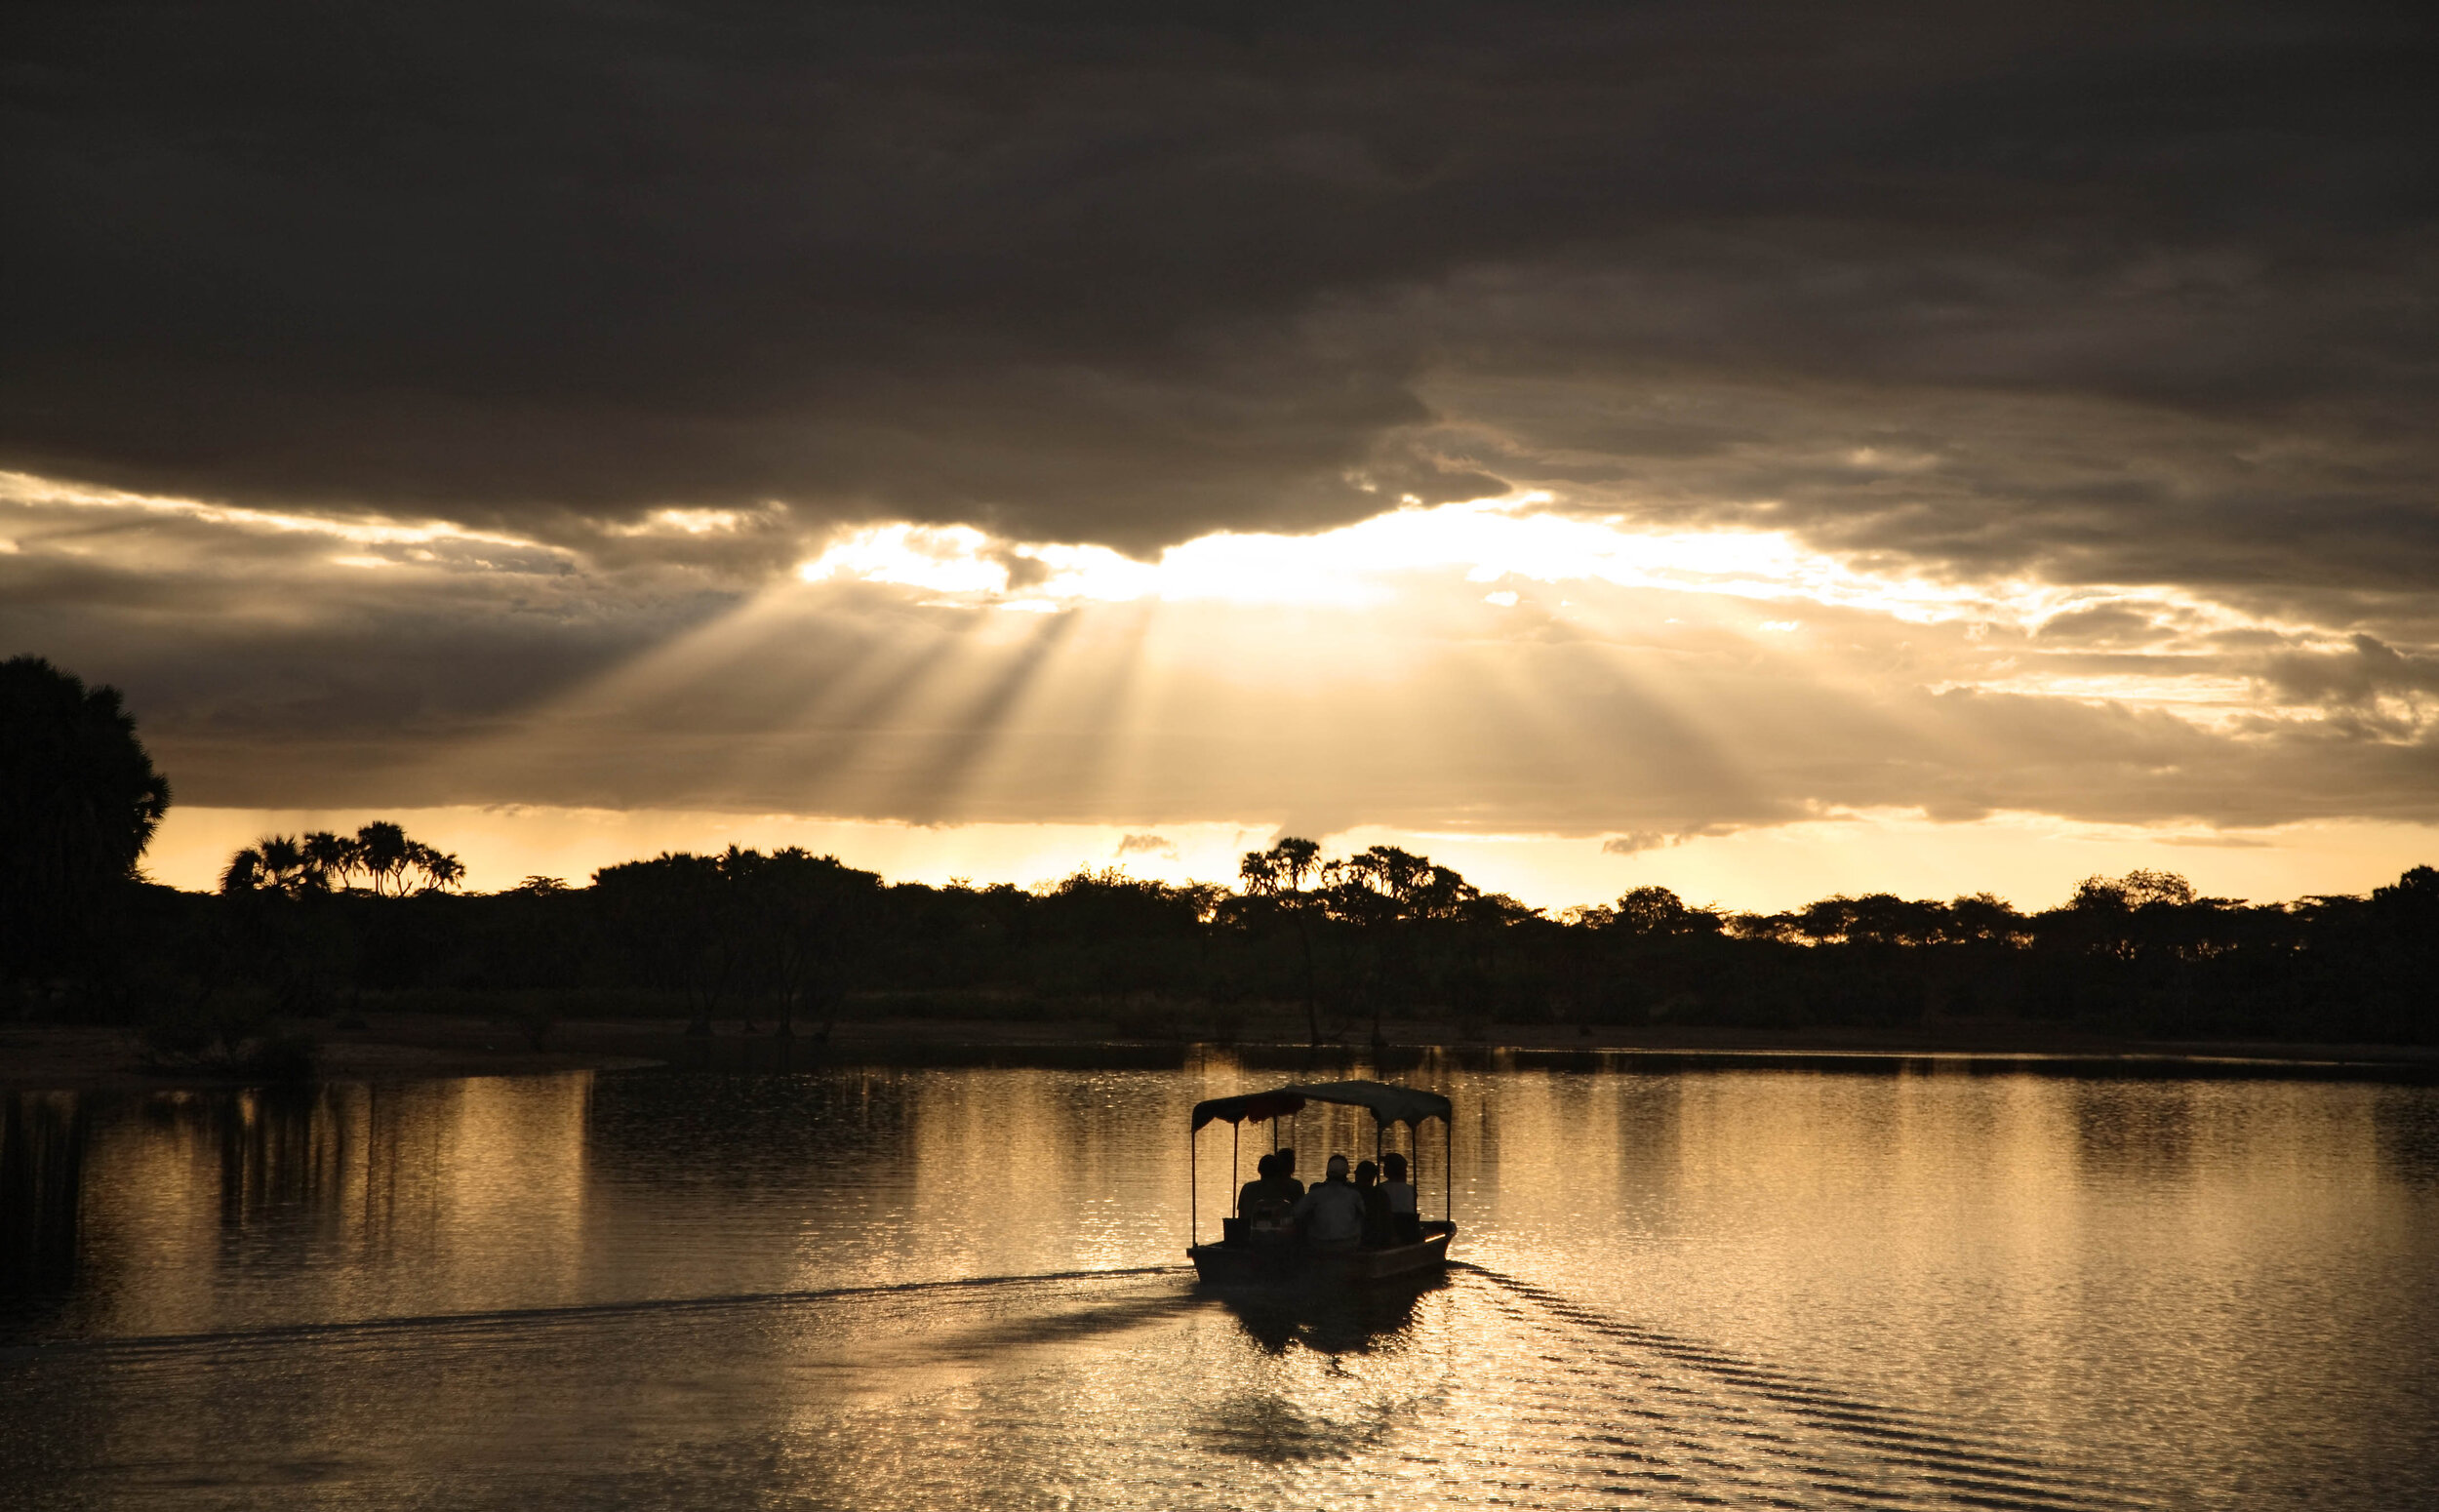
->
[3,1055,2435,1509]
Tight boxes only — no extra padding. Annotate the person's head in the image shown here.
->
[1277,1147,1295,1174]
[1325,1153,1349,1182]
[1354,1160,1378,1187]
[1381,1152,1408,1182]
[1255,1152,1276,1180]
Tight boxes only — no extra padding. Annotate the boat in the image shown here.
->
[1185,1079,1458,1287]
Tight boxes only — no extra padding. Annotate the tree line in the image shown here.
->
[22,830,2439,1053]
[5,655,2435,1051]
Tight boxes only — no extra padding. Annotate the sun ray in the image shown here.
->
[989,599,1160,828]
[875,609,1083,823]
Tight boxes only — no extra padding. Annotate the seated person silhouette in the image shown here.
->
[1290,1154,1367,1253]
[1354,1159,1392,1248]
[1237,1152,1300,1235]
[1273,1147,1305,1199]
[1236,1151,1272,1218]
[1379,1151,1423,1245]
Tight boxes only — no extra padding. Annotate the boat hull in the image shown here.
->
[1187,1224,1455,1288]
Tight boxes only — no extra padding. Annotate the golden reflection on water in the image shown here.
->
[2,1057,2435,1509]
[50,1077,593,1335]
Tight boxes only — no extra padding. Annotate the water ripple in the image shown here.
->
[1441,1264,2150,1512]
[0,1262,2168,1509]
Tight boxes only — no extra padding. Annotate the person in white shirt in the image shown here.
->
[1289,1153,1367,1252]
[1379,1151,1422,1245]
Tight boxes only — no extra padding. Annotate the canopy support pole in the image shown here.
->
[1190,1127,1197,1252]
[1230,1121,1238,1213]
[1444,1117,1453,1223]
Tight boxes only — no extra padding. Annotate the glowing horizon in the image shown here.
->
[141,803,2437,915]
[11,467,2434,905]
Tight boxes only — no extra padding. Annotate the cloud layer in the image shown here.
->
[6,3,2436,872]
[7,480,2432,846]
[6,1,2434,587]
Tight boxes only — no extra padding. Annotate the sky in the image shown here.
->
[6,1,2436,910]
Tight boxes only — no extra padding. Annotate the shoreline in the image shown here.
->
[5,1014,2434,1094]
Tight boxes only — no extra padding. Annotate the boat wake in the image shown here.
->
[1444,1262,2150,1511]
[3,1262,2159,1509]
[0,1264,1191,1361]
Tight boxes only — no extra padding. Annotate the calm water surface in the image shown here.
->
[3,1057,2434,1509]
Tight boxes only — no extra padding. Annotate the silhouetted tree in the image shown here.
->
[213,833,350,1015]
[1027,867,1211,1005]
[220,834,327,897]
[1320,845,1481,1043]
[215,821,463,1017]
[220,822,460,900]
[1616,886,1722,937]
[350,821,464,896]
[1947,893,2027,946]
[1239,837,1327,1045]
[2048,869,2206,967]
[65,803,2439,1051]
[732,848,883,1040]
[0,657,172,1007]
[2075,869,2198,910]
[301,830,359,889]
[591,850,754,1034]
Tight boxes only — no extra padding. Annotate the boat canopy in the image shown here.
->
[1191,1079,1452,1132]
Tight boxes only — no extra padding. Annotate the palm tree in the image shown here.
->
[355,821,411,896]
[301,830,361,891]
[318,821,463,895]
[219,846,265,895]
[409,843,465,893]
[210,820,459,1027]
[219,834,318,897]
[224,824,460,897]
[1240,837,1326,1046]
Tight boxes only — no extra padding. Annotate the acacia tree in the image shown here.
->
[1617,885,1723,937]
[2053,869,2206,963]
[1238,837,1325,1045]
[1323,845,1484,1045]
[0,657,172,1002]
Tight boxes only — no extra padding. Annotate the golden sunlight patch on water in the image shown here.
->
[8,1062,2434,1507]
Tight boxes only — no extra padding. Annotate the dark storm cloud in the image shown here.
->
[5,0,2433,578]
[2260,634,2439,708]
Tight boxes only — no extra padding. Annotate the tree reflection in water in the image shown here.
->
[0,1063,2434,1510]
